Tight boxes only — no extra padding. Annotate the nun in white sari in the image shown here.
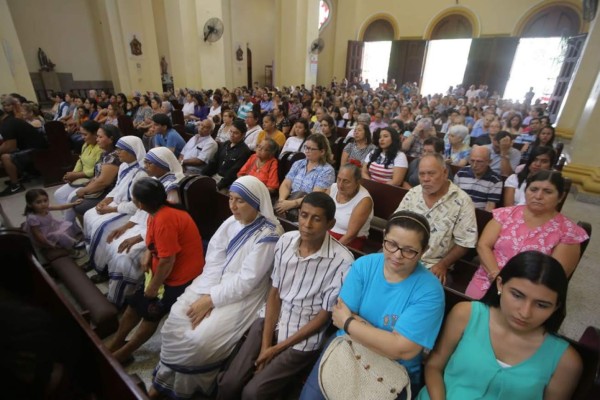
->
[151,176,284,399]
[83,136,147,276]
[104,147,185,307]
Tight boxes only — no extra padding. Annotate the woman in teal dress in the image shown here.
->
[418,251,582,400]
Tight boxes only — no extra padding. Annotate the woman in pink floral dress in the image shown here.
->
[465,171,588,299]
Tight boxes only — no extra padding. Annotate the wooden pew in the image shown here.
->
[172,109,185,126]
[118,115,140,137]
[33,121,77,187]
[183,177,600,399]
[0,228,147,399]
[179,175,220,241]
[278,151,306,183]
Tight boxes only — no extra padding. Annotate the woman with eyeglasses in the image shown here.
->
[300,211,445,399]
[275,134,335,220]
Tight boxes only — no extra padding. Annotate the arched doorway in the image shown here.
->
[421,14,474,95]
[360,18,397,88]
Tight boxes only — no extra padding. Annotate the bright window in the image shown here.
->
[503,37,566,103]
[421,39,472,96]
[319,1,331,30]
[362,41,392,87]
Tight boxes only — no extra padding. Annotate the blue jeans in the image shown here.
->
[299,334,416,400]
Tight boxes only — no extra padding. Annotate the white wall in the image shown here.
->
[7,0,110,81]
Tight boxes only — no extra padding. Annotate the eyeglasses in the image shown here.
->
[382,239,420,259]
[303,145,320,152]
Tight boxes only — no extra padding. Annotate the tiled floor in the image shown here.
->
[2,164,599,393]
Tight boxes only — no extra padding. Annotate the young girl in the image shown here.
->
[24,189,84,251]
[418,251,582,399]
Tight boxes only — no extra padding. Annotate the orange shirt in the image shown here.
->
[257,129,286,148]
[146,206,204,286]
[238,154,279,190]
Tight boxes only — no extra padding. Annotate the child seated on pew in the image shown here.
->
[418,251,582,399]
[23,189,85,255]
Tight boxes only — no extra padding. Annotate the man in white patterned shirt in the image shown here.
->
[395,153,477,285]
[216,192,354,400]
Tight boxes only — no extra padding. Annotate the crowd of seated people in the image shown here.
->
[0,79,591,399]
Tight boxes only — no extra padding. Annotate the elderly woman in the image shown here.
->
[256,114,286,149]
[300,211,445,399]
[150,176,283,399]
[103,147,185,307]
[328,164,374,250]
[445,124,471,167]
[466,171,589,299]
[275,134,335,220]
[503,146,556,206]
[238,138,279,193]
[83,136,147,282]
[215,109,236,143]
[280,118,309,156]
[62,124,121,224]
[402,117,436,158]
[340,123,376,168]
[54,121,104,215]
[106,178,204,364]
[362,127,408,186]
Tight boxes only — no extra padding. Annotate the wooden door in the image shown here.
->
[345,41,364,84]
[547,34,587,123]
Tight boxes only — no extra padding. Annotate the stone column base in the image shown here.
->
[563,163,600,195]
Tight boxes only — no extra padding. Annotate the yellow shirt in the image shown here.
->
[74,143,104,177]
[256,130,286,149]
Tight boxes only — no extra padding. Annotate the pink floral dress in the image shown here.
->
[465,205,588,299]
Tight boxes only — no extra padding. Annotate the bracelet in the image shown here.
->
[343,316,356,334]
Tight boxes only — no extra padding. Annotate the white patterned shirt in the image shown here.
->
[395,181,478,268]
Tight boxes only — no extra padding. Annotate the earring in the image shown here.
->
[497,290,502,295]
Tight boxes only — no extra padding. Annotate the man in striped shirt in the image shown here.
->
[454,145,503,211]
[216,192,354,400]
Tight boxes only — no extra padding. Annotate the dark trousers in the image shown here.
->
[216,318,319,400]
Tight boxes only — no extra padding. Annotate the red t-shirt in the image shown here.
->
[146,206,204,286]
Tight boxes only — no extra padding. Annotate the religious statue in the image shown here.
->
[160,57,168,75]
[130,35,142,56]
[236,46,243,61]
[37,48,55,72]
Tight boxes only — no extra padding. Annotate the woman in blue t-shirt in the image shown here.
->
[418,251,582,400]
[300,211,445,399]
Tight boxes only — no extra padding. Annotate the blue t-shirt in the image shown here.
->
[338,253,445,382]
[155,128,186,158]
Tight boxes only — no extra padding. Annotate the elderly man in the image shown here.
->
[395,153,477,284]
[179,118,218,175]
[487,130,520,177]
[454,146,503,211]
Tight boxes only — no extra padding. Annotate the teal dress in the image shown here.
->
[417,302,568,399]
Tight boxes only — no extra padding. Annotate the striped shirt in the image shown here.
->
[454,166,503,209]
[272,231,354,351]
[365,150,408,183]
